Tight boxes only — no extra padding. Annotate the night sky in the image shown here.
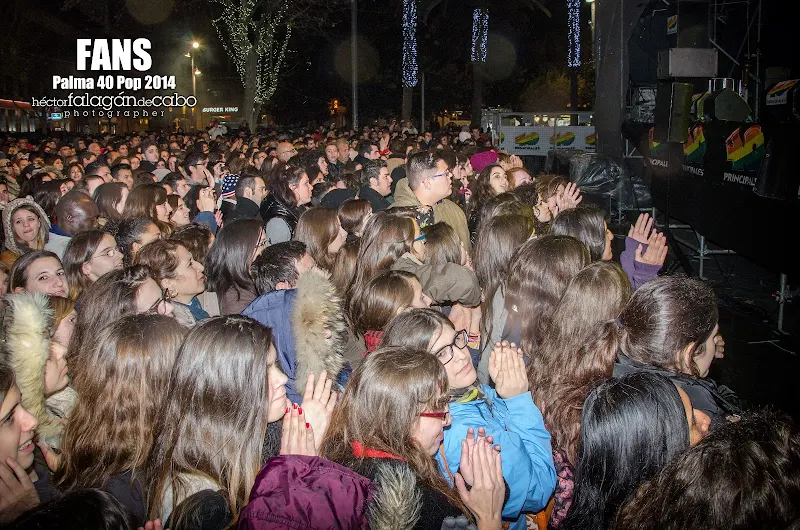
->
[2,0,795,125]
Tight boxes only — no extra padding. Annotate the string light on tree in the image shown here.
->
[471,8,488,62]
[567,0,581,67]
[211,0,292,105]
[402,0,418,87]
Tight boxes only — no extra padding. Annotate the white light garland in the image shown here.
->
[402,0,418,87]
[471,8,488,62]
[211,0,292,103]
[567,0,581,67]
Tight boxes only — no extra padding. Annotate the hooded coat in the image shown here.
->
[238,454,464,530]
[242,269,347,403]
[0,197,51,269]
[1,292,76,448]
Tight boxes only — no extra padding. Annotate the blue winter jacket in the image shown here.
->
[242,289,304,403]
[435,386,556,529]
[241,270,350,405]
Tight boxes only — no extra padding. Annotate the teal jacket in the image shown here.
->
[435,386,555,529]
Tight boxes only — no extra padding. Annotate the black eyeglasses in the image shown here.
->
[433,330,468,365]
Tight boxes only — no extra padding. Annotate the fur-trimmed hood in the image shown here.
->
[1,197,51,255]
[1,292,72,446]
[291,268,347,393]
[242,267,347,403]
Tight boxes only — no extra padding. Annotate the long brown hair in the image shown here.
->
[504,235,590,351]
[526,261,632,462]
[344,212,414,321]
[319,346,468,516]
[55,314,185,492]
[293,207,341,272]
[337,199,372,238]
[467,163,506,219]
[146,316,274,526]
[62,229,109,300]
[348,270,418,334]
[422,222,462,266]
[94,182,128,223]
[330,239,359,297]
[473,214,533,337]
[122,183,168,221]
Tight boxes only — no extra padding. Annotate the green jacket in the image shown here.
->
[391,178,472,252]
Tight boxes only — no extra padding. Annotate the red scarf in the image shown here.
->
[350,441,406,462]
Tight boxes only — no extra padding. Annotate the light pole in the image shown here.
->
[185,41,200,131]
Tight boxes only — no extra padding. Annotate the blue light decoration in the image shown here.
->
[402,0,418,87]
[567,0,581,67]
[471,8,488,62]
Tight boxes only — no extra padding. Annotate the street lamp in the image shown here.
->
[187,41,201,130]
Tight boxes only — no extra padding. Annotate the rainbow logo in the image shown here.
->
[585,133,596,145]
[683,125,706,163]
[767,79,799,97]
[725,125,765,171]
[648,127,665,153]
[667,15,678,34]
[550,132,575,146]
[515,131,539,145]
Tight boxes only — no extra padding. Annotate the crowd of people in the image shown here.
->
[0,121,797,530]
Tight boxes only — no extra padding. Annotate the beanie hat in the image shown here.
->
[469,150,499,173]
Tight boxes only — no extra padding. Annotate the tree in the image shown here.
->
[209,0,345,129]
[401,0,419,121]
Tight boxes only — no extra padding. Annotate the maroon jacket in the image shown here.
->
[238,455,373,529]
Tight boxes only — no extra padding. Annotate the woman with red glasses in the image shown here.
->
[381,308,556,530]
[316,346,505,530]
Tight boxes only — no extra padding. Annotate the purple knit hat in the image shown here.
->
[470,150,499,173]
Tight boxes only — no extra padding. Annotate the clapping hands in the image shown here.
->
[455,428,504,529]
[280,403,316,456]
[299,372,338,452]
[488,342,529,399]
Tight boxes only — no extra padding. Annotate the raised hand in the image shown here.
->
[196,187,216,212]
[0,457,40,523]
[555,182,583,213]
[280,404,316,456]
[488,342,529,399]
[713,334,725,359]
[455,433,504,530]
[635,231,668,267]
[300,372,338,451]
[628,212,655,244]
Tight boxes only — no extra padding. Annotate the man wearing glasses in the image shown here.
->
[390,151,472,251]
[183,152,212,186]
[276,141,297,164]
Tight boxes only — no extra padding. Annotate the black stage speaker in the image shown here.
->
[668,0,710,49]
[703,88,751,122]
[754,120,799,200]
[654,82,693,143]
